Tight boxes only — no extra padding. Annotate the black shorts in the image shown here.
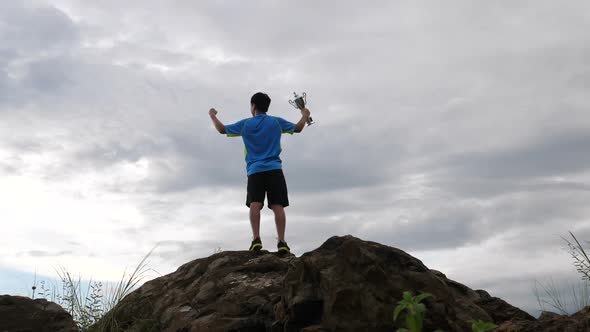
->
[246,169,289,209]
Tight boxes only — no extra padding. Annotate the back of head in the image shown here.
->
[251,92,271,113]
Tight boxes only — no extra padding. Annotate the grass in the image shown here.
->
[533,278,590,315]
[532,231,590,316]
[31,247,157,331]
[563,231,590,281]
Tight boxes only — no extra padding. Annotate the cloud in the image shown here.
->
[17,250,73,257]
[0,1,589,315]
[0,2,78,54]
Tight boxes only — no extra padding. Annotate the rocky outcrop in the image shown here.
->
[473,289,536,323]
[496,306,590,331]
[0,295,77,332]
[93,235,534,331]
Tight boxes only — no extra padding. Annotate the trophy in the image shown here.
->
[289,92,314,125]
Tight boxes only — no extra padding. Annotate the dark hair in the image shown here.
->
[250,92,271,113]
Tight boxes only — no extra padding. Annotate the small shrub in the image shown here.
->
[394,291,432,332]
[393,291,497,332]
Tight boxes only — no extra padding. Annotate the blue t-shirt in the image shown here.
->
[225,114,296,176]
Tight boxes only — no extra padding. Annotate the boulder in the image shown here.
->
[93,235,533,331]
[0,295,77,332]
[473,289,535,323]
[496,306,590,332]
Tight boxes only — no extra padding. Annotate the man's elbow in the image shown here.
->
[215,125,226,134]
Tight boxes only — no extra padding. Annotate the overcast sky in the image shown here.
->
[1,0,590,315]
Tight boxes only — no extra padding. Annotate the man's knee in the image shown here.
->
[250,202,263,210]
[270,204,285,213]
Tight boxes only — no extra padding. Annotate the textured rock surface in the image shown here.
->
[0,295,77,332]
[473,289,535,323]
[496,306,590,332]
[94,235,534,331]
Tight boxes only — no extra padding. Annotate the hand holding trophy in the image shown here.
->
[288,92,314,126]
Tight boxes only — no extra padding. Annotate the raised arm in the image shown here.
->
[209,108,226,134]
[294,107,311,133]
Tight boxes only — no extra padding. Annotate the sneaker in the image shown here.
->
[249,237,262,251]
[277,240,291,254]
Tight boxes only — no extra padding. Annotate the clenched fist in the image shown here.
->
[209,108,218,116]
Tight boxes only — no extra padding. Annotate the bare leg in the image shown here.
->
[249,202,263,240]
[271,204,286,242]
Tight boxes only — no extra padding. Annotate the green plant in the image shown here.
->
[30,247,157,331]
[393,291,432,332]
[471,319,497,332]
[55,268,104,330]
[90,247,157,331]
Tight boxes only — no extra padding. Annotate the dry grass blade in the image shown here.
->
[562,231,590,280]
[35,247,159,331]
[94,246,158,331]
[533,279,569,315]
[103,246,158,312]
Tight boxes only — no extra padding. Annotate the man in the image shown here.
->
[209,92,310,254]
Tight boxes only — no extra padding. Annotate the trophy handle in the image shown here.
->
[289,100,296,108]
[302,92,311,124]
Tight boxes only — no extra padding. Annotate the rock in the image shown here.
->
[93,235,533,331]
[0,295,77,332]
[92,250,292,332]
[496,306,590,332]
[473,289,535,323]
[275,236,533,331]
[538,311,563,320]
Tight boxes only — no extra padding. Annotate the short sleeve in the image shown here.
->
[225,119,248,137]
[276,117,296,135]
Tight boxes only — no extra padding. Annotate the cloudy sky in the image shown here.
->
[2,0,590,315]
